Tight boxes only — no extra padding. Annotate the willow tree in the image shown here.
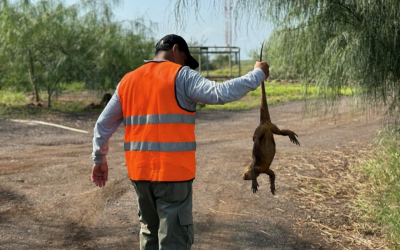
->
[174,0,400,123]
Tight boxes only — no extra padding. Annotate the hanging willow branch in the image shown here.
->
[174,0,400,124]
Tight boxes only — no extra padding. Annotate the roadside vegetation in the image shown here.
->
[357,129,400,248]
[197,81,353,111]
[0,88,104,118]
[0,79,321,117]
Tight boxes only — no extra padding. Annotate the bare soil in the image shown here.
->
[0,100,387,250]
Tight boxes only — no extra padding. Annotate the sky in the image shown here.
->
[65,0,274,60]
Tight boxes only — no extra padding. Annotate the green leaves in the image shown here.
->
[174,0,400,123]
[0,0,155,107]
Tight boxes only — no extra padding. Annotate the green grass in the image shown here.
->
[357,129,400,248]
[60,81,86,94]
[51,101,94,113]
[0,78,355,116]
[0,88,103,118]
[201,60,254,77]
[0,90,27,105]
[197,81,333,111]
[0,101,102,119]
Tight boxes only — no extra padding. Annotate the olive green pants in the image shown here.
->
[131,180,194,250]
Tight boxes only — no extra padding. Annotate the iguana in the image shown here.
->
[242,43,300,194]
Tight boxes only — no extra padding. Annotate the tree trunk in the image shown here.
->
[47,85,51,108]
[28,49,40,102]
[47,76,62,108]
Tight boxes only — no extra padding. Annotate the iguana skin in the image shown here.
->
[242,47,300,194]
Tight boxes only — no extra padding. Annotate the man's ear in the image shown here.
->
[172,44,179,53]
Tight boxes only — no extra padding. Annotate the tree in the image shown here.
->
[0,0,41,98]
[70,0,156,91]
[0,0,89,105]
[174,0,400,122]
[0,0,155,107]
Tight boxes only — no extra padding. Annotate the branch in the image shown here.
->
[335,1,361,23]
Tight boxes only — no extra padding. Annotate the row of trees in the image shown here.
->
[0,0,156,107]
[175,0,400,122]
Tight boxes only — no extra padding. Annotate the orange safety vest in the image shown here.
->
[118,61,196,182]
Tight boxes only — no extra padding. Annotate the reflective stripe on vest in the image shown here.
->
[123,114,195,126]
[124,141,196,152]
[118,61,196,182]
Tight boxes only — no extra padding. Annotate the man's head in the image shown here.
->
[155,34,199,70]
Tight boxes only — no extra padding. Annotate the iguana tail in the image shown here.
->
[259,42,270,123]
[260,80,271,123]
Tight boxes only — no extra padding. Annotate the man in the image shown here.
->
[91,34,269,250]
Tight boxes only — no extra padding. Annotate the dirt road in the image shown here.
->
[0,100,385,249]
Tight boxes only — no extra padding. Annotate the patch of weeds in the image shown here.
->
[198,102,253,111]
[0,90,27,105]
[357,128,400,248]
[60,82,86,94]
[0,104,49,118]
[290,142,389,249]
[51,101,88,113]
[0,100,101,119]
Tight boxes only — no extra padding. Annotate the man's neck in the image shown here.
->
[154,51,172,62]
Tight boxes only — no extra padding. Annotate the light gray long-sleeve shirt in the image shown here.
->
[92,60,265,164]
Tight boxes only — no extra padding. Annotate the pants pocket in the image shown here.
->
[178,211,194,247]
[156,182,190,202]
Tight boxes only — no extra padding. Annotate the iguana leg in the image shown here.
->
[250,166,259,193]
[253,124,270,142]
[265,169,276,195]
[270,123,300,146]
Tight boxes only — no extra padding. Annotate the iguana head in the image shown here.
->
[242,165,252,180]
[242,165,260,180]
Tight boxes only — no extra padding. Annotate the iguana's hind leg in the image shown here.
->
[265,169,276,195]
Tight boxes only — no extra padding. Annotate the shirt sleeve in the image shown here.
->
[175,67,266,111]
[92,84,123,164]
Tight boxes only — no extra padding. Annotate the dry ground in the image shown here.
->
[0,100,388,249]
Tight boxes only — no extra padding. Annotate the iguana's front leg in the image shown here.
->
[270,123,300,146]
[250,165,259,193]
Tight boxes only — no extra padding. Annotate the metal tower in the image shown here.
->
[224,0,232,47]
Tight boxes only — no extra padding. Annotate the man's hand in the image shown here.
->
[254,61,269,80]
[91,162,108,187]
